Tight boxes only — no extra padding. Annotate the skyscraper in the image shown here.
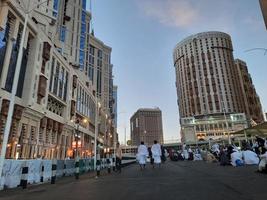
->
[130,108,164,146]
[234,59,264,123]
[173,31,263,142]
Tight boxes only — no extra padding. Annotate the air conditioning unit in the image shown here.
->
[50,18,56,26]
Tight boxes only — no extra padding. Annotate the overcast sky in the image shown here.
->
[88,0,267,144]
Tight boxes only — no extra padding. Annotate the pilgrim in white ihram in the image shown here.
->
[151,140,162,166]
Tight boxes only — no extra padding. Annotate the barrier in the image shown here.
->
[40,163,44,182]
[51,159,57,184]
[0,156,136,190]
[56,160,65,177]
[75,157,79,179]
[20,161,28,189]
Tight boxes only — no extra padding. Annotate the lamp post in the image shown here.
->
[94,100,101,170]
[70,119,82,158]
[0,0,49,179]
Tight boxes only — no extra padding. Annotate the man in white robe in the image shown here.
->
[231,151,244,167]
[151,140,162,167]
[137,141,148,170]
[242,150,259,165]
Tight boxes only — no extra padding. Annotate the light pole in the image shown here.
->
[0,0,50,178]
[71,119,81,158]
[94,99,101,170]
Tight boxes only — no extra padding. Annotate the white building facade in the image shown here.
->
[0,0,116,159]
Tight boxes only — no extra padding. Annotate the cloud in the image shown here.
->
[137,0,199,28]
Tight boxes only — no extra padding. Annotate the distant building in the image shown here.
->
[130,108,164,146]
[173,31,263,143]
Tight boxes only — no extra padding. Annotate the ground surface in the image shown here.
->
[0,161,266,200]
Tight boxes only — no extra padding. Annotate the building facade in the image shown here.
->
[173,31,263,143]
[0,0,116,160]
[234,59,264,123]
[130,108,164,146]
[259,0,267,29]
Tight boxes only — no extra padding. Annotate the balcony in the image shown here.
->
[37,75,48,98]
[13,105,24,120]
[0,99,10,116]
[73,75,78,89]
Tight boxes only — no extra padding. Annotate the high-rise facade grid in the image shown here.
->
[0,0,118,159]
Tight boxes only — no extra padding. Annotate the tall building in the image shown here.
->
[234,59,264,123]
[130,108,163,146]
[173,31,263,143]
[259,0,267,29]
[0,0,115,159]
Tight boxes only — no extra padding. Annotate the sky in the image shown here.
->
[88,0,267,144]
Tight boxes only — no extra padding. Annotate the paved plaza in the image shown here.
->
[0,161,266,200]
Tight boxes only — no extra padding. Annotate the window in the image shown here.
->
[60,26,66,42]
[63,71,68,101]
[0,14,12,79]
[5,23,23,92]
[49,57,55,92]
[53,62,60,95]
[16,34,32,97]
[82,0,86,10]
[79,50,85,70]
[58,67,64,98]
[53,0,59,17]
[97,70,102,94]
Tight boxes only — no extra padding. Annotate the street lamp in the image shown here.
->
[94,99,101,170]
[71,119,81,159]
[0,0,49,180]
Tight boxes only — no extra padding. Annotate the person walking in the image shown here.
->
[151,140,162,168]
[137,141,148,170]
[115,142,122,173]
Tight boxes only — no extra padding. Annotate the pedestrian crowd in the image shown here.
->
[207,136,267,173]
[136,140,168,170]
[170,136,267,173]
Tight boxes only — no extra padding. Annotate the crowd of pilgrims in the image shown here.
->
[168,136,267,173]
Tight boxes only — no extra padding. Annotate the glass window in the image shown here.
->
[89,55,94,65]
[53,62,60,95]
[53,0,59,17]
[16,34,32,97]
[97,70,102,94]
[80,36,85,49]
[82,0,86,10]
[89,45,95,55]
[63,71,68,101]
[58,67,64,98]
[0,15,11,79]
[89,64,94,82]
[49,57,55,92]
[82,11,86,22]
[5,23,23,92]
[60,26,66,42]
[79,50,85,70]
[81,23,86,35]
[97,50,102,59]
